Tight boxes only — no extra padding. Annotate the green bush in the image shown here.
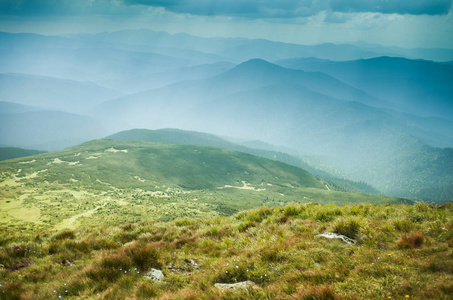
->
[334,217,362,239]
[124,241,161,271]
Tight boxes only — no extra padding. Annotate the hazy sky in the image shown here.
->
[1,0,452,48]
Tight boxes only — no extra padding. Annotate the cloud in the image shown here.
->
[123,0,321,18]
[125,0,452,17]
[0,0,137,17]
[330,0,453,16]
[0,0,451,18]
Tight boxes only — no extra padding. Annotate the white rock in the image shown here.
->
[144,268,164,282]
[215,281,254,290]
[316,232,356,245]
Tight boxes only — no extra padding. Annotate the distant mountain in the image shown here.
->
[0,147,45,161]
[80,29,453,62]
[94,58,452,201]
[0,101,43,115]
[0,110,108,150]
[92,59,382,128]
[276,56,453,120]
[0,32,203,85]
[97,62,235,93]
[0,73,121,113]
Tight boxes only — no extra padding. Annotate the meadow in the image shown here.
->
[0,202,452,299]
[0,140,406,232]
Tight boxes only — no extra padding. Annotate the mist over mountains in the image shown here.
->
[0,29,452,202]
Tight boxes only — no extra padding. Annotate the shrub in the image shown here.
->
[135,282,159,299]
[87,252,133,282]
[124,241,161,271]
[277,215,289,224]
[261,248,286,263]
[247,208,273,222]
[398,232,424,249]
[175,219,191,227]
[297,285,341,300]
[171,237,196,249]
[334,217,362,239]
[315,207,342,222]
[238,221,257,232]
[283,204,303,217]
[392,219,413,233]
[54,230,76,240]
[0,282,23,300]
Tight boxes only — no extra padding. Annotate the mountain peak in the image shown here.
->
[224,59,291,78]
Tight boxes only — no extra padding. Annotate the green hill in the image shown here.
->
[107,128,380,195]
[0,139,406,231]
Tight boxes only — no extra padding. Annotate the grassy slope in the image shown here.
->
[0,202,451,299]
[107,128,380,195]
[0,139,405,231]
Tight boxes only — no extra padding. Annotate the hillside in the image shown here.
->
[107,128,379,194]
[0,139,405,232]
[0,202,451,299]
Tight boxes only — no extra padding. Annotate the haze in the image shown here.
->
[1,0,452,202]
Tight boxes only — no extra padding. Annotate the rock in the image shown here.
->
[316,232,356,245]
[62,259,75,267]
[144,268,164,283]
[215,281,255,290]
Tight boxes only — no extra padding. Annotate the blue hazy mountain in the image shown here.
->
[0,110,107,150]
[79,29,453,62]
[1,30,452,202]
[93,59,453,201]
[0,73,122,113]
[276,56,453,120]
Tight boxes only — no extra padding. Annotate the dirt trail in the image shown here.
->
[55,201,108,230]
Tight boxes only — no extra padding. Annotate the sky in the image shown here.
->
[0,0,452,48]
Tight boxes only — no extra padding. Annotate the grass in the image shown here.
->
[0,140,409,232]
[0,202,451,299]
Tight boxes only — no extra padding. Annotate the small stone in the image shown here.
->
[215,281,254,290]
[144,268,164,283]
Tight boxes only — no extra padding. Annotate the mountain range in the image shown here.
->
[0,30,451,202]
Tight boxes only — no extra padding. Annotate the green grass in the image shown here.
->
[0,140,408,231]
[0,202,451,299]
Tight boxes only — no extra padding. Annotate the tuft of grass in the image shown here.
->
[135,282,159,298]
[333,217,363,239]
[124,240,161,271]
[398,232,424,249]
[54,230,76,241]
